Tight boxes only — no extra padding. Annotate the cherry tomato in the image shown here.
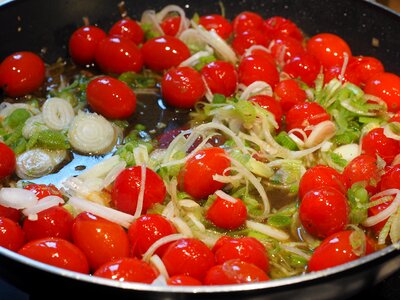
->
[161,66,206,109]
[24,183,63,199]
[238,55,280,88]
[141,36,190,72]
[72,212,130,271]
[285,102,330,136]
[380,164,400,191]
[323,64,362,86]
[206,193,247,230]
[306,33,352,69]
[212,236,269,272]
[199,14,233,40]
[178,147,231,199]
[0,143,16,179]
[368,193,394,233]
[68,25,107,65]
[274,79,307,112]
[0,217,25,251]
[361,127,400,165]
[0,51,45,97]
[270,36,305,64]
[348,56,384,85]
[204,259,269,285]
[283,53,321,87]
[248,95,283,127]
[0,205,21,222]
[231,30,269,56]
[160,16,181,36]
[86,76,136,119]
[364,72,400,113]
[342,154,381,194]
[308,230,374,272]
[112,166,166,215]
[95,36,143,74]
[200,60,238,97]
[167,275,202,286]
[128,214,177,258]
[232,11,264,34]
[298,165,346,200]
[263,16,303,41]
[22,206,73,242]
[18,237,89,273]
[109,18,144,44]
[94,257,159,283]
[243,48,276,65]
[299,186,349,239]
[162,238,215,281]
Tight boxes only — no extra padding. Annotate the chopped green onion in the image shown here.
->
[3,108,31,129]
[275,132,299,151]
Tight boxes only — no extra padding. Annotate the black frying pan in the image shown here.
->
[0,0,399,299]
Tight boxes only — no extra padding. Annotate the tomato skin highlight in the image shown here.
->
[299,186,349,239]
[95,36,143,74]
[18,237,89,274]
[128,214,177,258]
[0,143,16,180]
[94,257,159,283]
[160,16,181,36]
[200,61,238,97]
[162,238,215,281]
[0,51,45,97]
[349,56,384,85]
[112,166,166,215]
[141,36,190,72]
[238,55,280,88]
[179,147,231,199]
[0,217,25,251]
[199,14,233,40]
[68,25,107,65]
[109,18,144,45]
[72,212,130,271]
[24,183,63,200]
[161,66,206,109]
[87,76,137,119]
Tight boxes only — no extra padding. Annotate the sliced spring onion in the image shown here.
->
[0,102,40,119]
[142,233,185,262]
[246,220,289,241]
[304,120,337,148]
[149,256,169,279]
[333,143,360,162]
[156,4,190,37]
[133,164,147,219]
[238,81,273,100]
[141,10,164,36]
[0,188,38,209]
[22,114,48,139]
[362,190,400,227]
[42,97,75,130]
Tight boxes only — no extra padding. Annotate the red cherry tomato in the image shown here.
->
[232,30,269,56]
[299,186,349,239]
[160,16,181,36]
[308,230,374,272]
[109,18,144,44]
[298,165,346,200]
[128,214,177,258]
[94,257,159,283]
[0,205,21,222]
[0,217,25,251]
[283,53,321,87]
[274,79,307,112]
[161,66,206,109]
[24,183,63,199]
[22,206,73,242]
[368,193,394,233]
[306,33,352,69]
[86,76,136,119]
[200,60,238,97]
[72,212,130,271]
[248,94,283,127]
[95,36,143,74]
[364,72,400,113]
[342,154,381,194]
[0,143,16,179]
[243,48,276,65]
[68,25,107,65]
[199,14,233,40]
[167,275,202,286]
[0,51,45,97]
[212,236,269,272]
[347,56,384,85]
[162,238,215,281]
[206,193,247,230]
[380,164,400,191]
[232,11,264,34]
[285,102,330,136]
[178,147,231,199]
[270,36,305,64]
[141,36,190,72]
[323,64,362,86]
[204,259,269,285]
[361,127,400,165]
[238,55,280,88]
[263,16,303,41]
[18,237,89,273]
[112,166,166,215]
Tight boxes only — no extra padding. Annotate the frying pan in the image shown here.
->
[0,0,399,299]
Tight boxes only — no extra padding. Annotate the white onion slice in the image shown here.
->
[141,10,164,36]
[246,220,289,241]
[78,155,121,181]
[179,28,208,50]
[383,123,400,141]
[280,244,311,260]
[179,50,213,68]
[187,213,206,232]
[68,196,134,228]
[239,81,273,100]
[215,190,237,203]
[102,161,126,188]
[0,188,38,209]
[362,191,400,227]
[22,195,64,221]
[243,45,271,58]
[333,143,360,161]
[171,217,193,237]
[68,111,116,155]
[179,199,201,209]
[156,4,189,36]
[149,256,169,279]
[42,97,75,130]
[133,164,147,219]
[0,102,39,118]
[143,233,185,262]
[304,120,337,148]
